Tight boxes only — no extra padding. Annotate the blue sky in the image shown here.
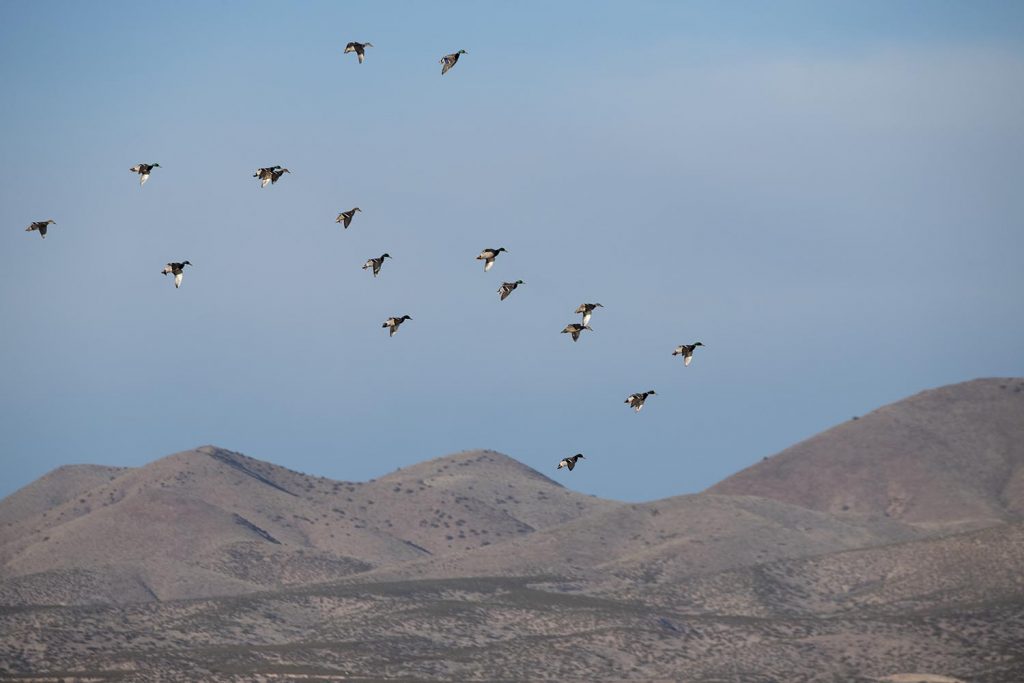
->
[2,1,1023,502]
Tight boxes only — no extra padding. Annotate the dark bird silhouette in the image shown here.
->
[25,220,56,239]
[129,163,160,186]
[476,247,506,272]
[382,315,412,337]
[161,261,192,289]
[575,302,603,327]
[557,453,585,471]
[561,323,592,342]
[672,342,705,367]
[344,41,373,63]
[498,280,524,301]
[362,253,391,277]
[336,207,361,229]
[440,49,467,75]
[625,390,656,412]
[254,166,289,188]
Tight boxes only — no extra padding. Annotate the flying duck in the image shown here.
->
[625,390,656,412]
[382,315,412,337]
[575,303,604,327]
[344,41,373,63]
[336,207,361,229]
[254,166,289,188]
[129,163,160,186]
[362,253,391,277]
[672,342,705,367]
[25,220,56,239]
[476,247,506,272]
[161,261,192,289]
[561,323,592,342]
[498,280,523,301]
[557,454,585,471]
[440,49,467,75]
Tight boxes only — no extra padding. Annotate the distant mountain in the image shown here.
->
[0,447,614,605]
[0,464,128,531]
[709,378,1024,530]
[3,379,1024,680]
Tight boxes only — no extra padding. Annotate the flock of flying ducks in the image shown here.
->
[22,40,703,476]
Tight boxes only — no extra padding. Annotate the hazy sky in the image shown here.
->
[2,1,1023,503]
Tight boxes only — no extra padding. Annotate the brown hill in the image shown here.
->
[0,447,615,605]
[651,520,1024,619]
[364,491,921,584]
[1,522,1020,682]
[0,464,128,532]
[3,379,1024,679]
[709,378,1024,530]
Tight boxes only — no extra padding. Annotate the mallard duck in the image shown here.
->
[362,253,391,277]
[575,302,603,327]
[129,163,160,186]
[161,261,192,289]
[440,49,467,75]
[344,41,373,63]
[561,323,592,342]
[476,247,506,272]
[25,220,56,239]
[254,166,289,188]
[672,342,704,367]
[557,454,585,471]
[498,280,523,301]
[382,315,412,337]
[625,390,656,412]
[336,207,361,229]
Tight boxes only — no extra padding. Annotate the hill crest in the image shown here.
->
[709,378,1024,529]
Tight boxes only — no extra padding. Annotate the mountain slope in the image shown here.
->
[0,447,615,605]
[0,464,129,535]
[626,521,1024,619]
[2,523,1021,682]
[362,491,921,584]
[709,378,1024,529]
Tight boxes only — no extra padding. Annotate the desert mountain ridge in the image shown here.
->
[710,377,1024,530]
[2,377,1021,609]
[0,446,619,605]
[2,378,1023,681]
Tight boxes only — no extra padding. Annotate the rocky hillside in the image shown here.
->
[710,378,1024,530]
[2,379,1023,680]
[0,447,616,605]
